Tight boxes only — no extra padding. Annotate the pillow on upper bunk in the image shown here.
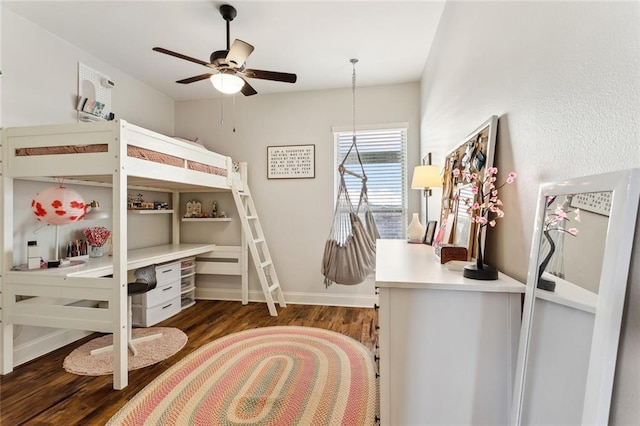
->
[172,135,239,173]
[173,136,205,148]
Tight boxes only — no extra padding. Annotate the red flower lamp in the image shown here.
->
[32,185,87,225]
[31,185,87,261]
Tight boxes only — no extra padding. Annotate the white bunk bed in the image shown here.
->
[1,119,246,389]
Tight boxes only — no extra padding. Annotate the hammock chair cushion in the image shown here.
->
[322,211,377,286]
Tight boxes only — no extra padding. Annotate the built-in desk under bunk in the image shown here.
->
[1,120,247,389]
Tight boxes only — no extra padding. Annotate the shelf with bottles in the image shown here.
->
[128,209,174,215]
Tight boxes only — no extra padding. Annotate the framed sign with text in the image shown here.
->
[267,144,315,179]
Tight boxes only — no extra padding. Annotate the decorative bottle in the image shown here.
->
[407,213,426,244]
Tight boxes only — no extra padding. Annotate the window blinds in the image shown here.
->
[335,128,408,239]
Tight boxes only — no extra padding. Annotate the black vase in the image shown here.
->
[463,232,498,280]
[537,230,557,291]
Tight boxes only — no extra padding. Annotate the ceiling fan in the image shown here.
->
[153,4,296,96]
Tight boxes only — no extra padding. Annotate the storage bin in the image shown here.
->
[132,295,181,327]
[181,291,196,309]
[132,279,180,308]
[181,257,196,269]
[155,261,181,286]
[181,274,195,291]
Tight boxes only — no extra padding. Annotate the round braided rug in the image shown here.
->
[63,327,187,376]
[107,326,378,425]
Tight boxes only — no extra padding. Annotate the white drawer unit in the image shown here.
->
[132,296,180,327]
[376,241,525,426]
[132,261,181,327]
[180,257,196,310]
[133,280,180,308]
[155,261,182,285]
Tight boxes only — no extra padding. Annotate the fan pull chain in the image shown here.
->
[220,95,224,125]
[232,94,237,133]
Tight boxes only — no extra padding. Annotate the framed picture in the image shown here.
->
[267,144,315,179]
[452,185,475,259]
[438,115,498,259]
[433,214,451,247]
[424,220,438,245]
[569,191,612,216]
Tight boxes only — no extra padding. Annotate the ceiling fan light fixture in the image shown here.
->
[210,73,244,94]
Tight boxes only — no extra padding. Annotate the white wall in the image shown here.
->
[0,4,3,126]
[2,9,175,134]
[175,83,422,307]
[419,1,639,423]
[1,8,176,365]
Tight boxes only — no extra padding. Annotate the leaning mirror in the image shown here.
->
[511,168,640,425]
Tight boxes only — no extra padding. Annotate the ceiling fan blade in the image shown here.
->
[240,78,258,96]
[176,73,214,84]
[226,39,254,68]
[243,69,297,83]
[153,47,215,69]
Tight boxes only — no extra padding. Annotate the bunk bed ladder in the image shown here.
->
[232,183,286,316]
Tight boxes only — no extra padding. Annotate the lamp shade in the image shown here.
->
[411,165,442,190]
[84,200,110,220]
[210,73,244,94]
[32,185,87,225]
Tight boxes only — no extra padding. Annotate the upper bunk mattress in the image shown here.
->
[14,144,228,177]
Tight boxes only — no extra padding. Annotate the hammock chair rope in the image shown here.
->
[321,59,380,287]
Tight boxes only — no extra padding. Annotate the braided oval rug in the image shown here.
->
[107,326,378,426]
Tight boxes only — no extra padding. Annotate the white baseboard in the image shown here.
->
[195,288,378,308]
[13,329,92,368]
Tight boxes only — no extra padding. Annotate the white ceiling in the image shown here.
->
[4,0,446,100]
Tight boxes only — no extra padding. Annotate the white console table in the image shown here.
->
[376,240,525,426]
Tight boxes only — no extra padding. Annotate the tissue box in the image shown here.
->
[436,244,468,264]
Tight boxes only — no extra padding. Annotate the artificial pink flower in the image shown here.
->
[456,167,516,233]
[544,197,580,239]
[555,206,568,220]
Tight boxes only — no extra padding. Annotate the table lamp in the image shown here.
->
[85,200,110,220]
[411,164,442,243]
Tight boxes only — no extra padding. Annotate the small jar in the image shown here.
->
[89,245,104,258]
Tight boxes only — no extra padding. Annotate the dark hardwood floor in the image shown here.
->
[0,301,378,425]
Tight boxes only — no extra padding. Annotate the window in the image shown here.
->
[334,125,408,239]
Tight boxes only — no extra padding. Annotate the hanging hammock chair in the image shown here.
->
[322,59,380,287]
